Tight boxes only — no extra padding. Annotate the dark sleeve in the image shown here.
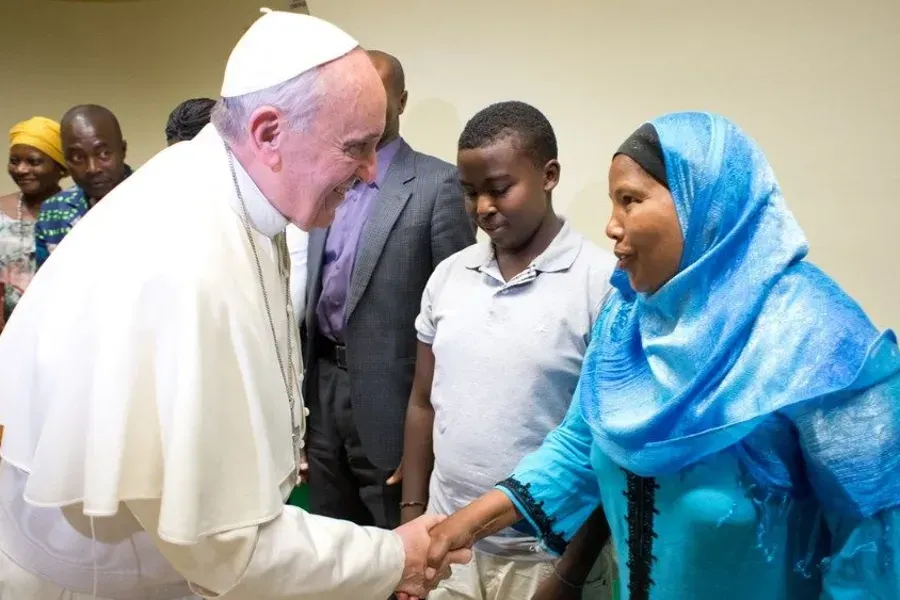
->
[33,213,50,269]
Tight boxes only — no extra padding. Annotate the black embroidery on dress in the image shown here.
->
[496,478,567,555]
[623,470,659,600]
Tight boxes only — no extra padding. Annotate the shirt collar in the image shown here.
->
[464,219,582,273]
[55,185,87,208]
[371,136,405,189]
[231,156,288,238]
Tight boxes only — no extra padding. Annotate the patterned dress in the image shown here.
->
[0,209,37,321]
[33,185,91,270]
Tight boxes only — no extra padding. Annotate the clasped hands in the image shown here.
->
[392,511,476,599]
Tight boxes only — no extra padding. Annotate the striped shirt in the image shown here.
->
[34,166,132,268]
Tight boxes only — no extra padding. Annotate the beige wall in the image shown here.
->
[1,0,265,171]
[2,0,897,327]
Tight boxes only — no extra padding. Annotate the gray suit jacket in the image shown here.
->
[303,140,475,470]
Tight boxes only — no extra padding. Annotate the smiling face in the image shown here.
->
[458,133,558,251]
[7,144,65,199]
[278,78,385,229]
[241,49,387,231]
[606,154,683,294]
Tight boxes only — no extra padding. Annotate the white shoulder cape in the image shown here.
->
[0,126,300,545]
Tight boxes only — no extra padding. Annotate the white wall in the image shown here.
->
[311,0,900,328]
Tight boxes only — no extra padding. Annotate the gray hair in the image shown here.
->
[211,68,324,142]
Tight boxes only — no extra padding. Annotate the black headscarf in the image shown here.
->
[615,122,669,189]
[165,98,216,143]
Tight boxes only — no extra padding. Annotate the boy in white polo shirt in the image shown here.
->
[399,101,616,600]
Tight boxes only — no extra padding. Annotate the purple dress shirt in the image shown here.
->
[316,137,404,342]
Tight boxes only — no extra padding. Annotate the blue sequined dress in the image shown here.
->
[501,376,900,599]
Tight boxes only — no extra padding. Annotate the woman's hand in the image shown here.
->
[425,514,477,579]
[424,489,521,584]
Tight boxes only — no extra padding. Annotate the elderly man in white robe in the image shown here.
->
[0,9,469,600]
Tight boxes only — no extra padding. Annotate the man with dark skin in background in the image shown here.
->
[61,105,129,203]
[34,104,131,267]
[367,50,408,146]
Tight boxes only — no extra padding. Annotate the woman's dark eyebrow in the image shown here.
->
[612,182,645,197]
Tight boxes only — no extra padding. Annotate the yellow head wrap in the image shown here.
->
[8,116,65,167]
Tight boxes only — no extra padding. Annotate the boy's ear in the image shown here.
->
[543,159,561,193]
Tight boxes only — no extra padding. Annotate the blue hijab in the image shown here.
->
[580,112,900,487]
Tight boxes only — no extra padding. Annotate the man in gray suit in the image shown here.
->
[303,50,475,529]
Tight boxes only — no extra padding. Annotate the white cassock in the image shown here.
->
[0,121,405,598]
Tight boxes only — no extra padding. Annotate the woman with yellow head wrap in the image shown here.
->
[1,116,67,329]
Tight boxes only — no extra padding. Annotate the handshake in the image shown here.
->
[392,512,475,599]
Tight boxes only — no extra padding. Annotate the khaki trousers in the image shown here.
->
[429,549,614,600]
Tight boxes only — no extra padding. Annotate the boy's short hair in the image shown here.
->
[458,101,558,169]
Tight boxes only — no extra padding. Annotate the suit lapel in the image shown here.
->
[345,142,416,320]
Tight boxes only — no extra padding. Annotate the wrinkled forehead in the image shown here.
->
[318,57,385,135]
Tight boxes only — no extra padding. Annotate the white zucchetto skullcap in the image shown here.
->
[220,7,359,98]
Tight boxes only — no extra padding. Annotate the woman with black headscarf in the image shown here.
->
[165,97,216,145]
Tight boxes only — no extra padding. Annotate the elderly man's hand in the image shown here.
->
[296,448,309,483]
[394,514,472,598]
[386,459,403,485]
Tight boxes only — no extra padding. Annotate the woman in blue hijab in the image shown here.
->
[421,112,900,600]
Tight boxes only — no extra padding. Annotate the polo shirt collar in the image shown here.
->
[464,218,582,274]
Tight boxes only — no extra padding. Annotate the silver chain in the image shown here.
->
[224,144,303,478]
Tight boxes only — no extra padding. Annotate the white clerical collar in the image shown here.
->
[193,124,288,239]
[230,156,288,238]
